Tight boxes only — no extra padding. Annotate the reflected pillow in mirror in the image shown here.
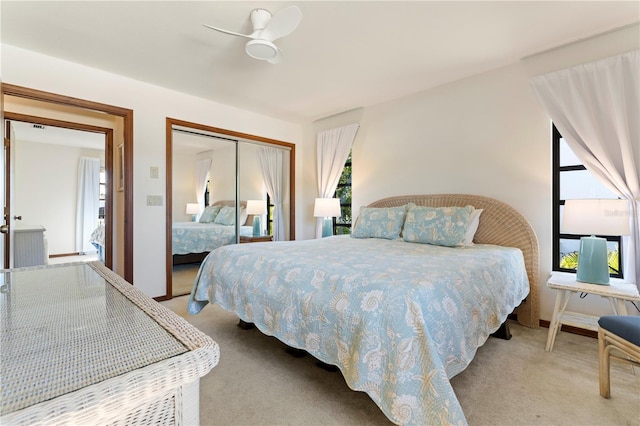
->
[212,205,248,226]
[214,206,236,226]
[352,205,407,240]
[403,204,474,247]
[199,205,222,223]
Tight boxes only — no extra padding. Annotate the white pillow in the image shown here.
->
[463,209,483,246]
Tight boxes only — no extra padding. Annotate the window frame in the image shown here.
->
[552,124,623,278]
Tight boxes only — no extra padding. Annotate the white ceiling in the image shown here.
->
[2,1,639,123]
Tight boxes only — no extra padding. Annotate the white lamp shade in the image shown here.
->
[185,203,200,215]
[562,199,630,236]
[246,200,267,215]
[314,198,341,218]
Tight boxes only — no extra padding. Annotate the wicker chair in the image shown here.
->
[597,315,640,398]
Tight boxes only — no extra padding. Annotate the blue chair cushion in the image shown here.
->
[598,315,640,346]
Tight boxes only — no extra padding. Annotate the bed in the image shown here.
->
[90,223,105,262]
[188,194,539,425]
[172,200,253,265]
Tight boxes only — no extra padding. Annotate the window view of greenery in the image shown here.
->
[334,151,352,235]
[266,194,274,235]
[553,125,623,278]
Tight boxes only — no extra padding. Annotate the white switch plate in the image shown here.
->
[146,195,163,206]
[150,166,159,179]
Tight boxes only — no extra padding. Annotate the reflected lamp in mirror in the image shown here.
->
[562,199,630,285]
[186,203,200,222]
[246,200,267,237]
[314,198,341,238]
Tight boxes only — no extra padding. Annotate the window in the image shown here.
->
[203,179,210,207]
[553,125,623,278]
[266,194,274,236]
[333,151,352,235]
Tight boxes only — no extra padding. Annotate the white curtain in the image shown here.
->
[258,147,285,241]
[75,157,100,254]
[531,50,640,287]
[195,158,212,219]
[316,123,359,238]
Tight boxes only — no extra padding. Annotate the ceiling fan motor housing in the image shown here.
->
[250,8,272,31]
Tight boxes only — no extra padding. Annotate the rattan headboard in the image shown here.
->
[368,194,539,329]
[211,200,252,226]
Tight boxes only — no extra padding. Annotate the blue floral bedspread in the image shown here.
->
[188,236,529,425]
[172,222,252,255]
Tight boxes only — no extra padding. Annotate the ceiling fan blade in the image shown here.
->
[203,24,254,39]
[260,6,302,42]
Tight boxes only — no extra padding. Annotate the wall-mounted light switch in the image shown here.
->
[146,195,163,206]
[150,166,159,179]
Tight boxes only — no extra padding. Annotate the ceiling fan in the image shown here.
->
[203,6,302,64]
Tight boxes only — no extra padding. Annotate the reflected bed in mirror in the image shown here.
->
[166,118,295,298]
[172,200,252,265]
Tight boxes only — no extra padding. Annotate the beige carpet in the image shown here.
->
[162,296,640,425]
[172,263,200,296]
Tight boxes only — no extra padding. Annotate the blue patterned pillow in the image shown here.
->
[199,205,221,223]
[213,206,247,226]
[352,205,407,240]
[403,204,474,247]
[214,206,236,226]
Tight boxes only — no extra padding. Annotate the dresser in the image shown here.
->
[0,262,219,425]
[13,225,47,267]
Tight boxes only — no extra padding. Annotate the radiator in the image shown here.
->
[14,225,48,268]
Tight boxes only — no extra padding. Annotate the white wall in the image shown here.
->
[1,44,304,298]
[172,150,197,222]
[14,140,104,255]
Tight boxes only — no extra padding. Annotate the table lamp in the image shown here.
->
[246,200,267,237]
[561,199,630,285]
[185,203,199,222]
[314,198,341,238]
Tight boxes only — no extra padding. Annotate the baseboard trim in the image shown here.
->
[507,312,598,339]
[49,252,81,258]
[539,319,597,339]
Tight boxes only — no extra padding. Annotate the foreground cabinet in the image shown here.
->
[0,262,219,425]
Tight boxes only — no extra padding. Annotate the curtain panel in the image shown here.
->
[75,157,101,254]
[195,158,212,220]
[316,123,359,238]
[531,50,640,287]
[258,147,285,241]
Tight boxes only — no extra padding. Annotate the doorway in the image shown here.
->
[5,114,113,268]
[1,84,133,282]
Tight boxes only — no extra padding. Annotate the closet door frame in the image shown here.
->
[164,117,295,300]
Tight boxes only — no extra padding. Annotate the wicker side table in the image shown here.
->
[544,271,639,352]
[0,261,219,425]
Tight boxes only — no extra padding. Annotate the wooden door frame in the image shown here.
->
[2,84,134,282]
[3,121,11,267]
[5,113,114,268]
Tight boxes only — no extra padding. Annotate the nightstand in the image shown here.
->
[239,235,273,243]
[545,272,639,351]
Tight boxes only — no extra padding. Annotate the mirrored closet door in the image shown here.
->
[166,118,295,298]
